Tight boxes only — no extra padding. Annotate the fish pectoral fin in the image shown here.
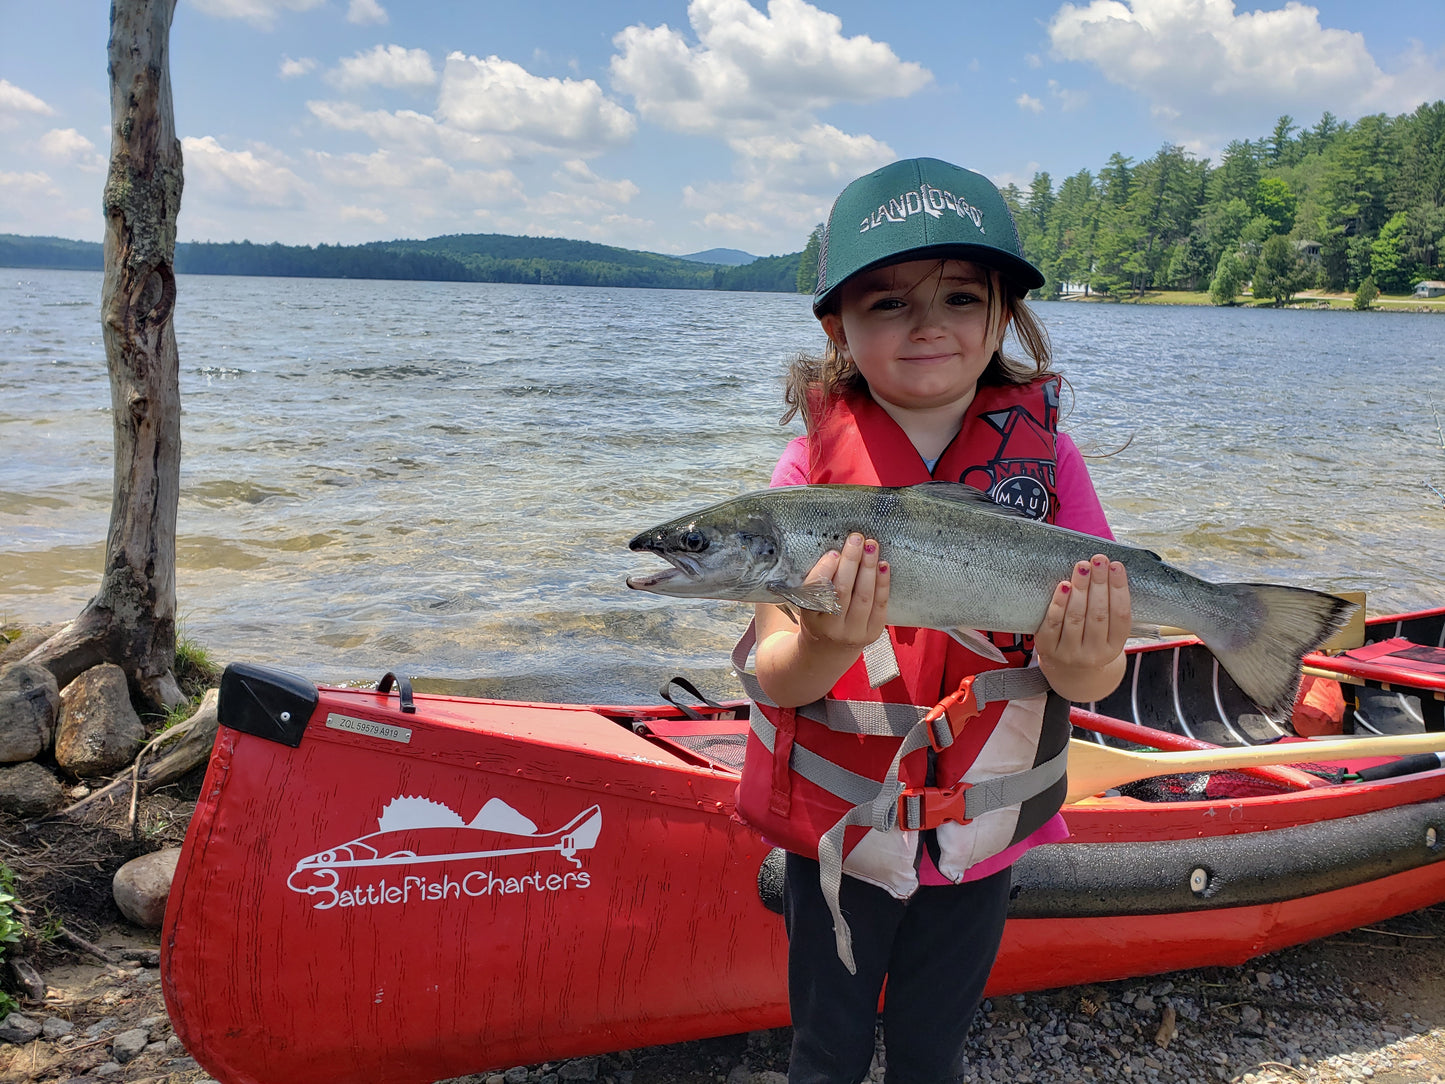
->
[945,627,1009,663]
[767,579,841,614]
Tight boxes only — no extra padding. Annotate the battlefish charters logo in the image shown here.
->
[859,183,986,234]
[286,795,602,911]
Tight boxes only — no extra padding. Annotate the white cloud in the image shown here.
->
[181,135,310,207]
[552,159,640,205]
[328,45,437,92]
[306,99,514,163]
[188,0,326,31]
[1047,79,1088,111]
[339,204,388,224]
[1048,0,1445,137]
[1017,93,1044,113]
[436,53,635,151]
[610,0,931,135]
[0,169,58,196]
[347,0,388,26]
[38,128,105,171]
[684,123,893,239]
[0,79,55,129]
[309,147,522,208]
[279,55,318,79]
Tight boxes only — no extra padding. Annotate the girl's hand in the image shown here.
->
[753,532,890,707]
[1033,554,1130,703]
[797,532,891,651]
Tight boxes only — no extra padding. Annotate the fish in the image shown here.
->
[626,482,1357,719]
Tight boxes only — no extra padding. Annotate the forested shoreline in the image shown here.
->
[0,232,804,294]
[1003,103,1444,304]
[7,103,1441,304]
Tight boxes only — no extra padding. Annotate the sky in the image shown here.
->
[2,0,1443,258]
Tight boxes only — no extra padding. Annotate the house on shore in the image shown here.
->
[1413,280,1445,298]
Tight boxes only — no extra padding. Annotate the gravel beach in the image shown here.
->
[3,899,1443,1084]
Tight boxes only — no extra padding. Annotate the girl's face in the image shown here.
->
[819,258,1008,414]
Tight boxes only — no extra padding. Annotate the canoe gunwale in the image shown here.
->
[1011,792,1445,917]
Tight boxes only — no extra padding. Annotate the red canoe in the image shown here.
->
[161,606,1445,1084]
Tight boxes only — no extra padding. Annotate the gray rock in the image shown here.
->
[0,661,60,763]
[559,1058,599,1081]
[84,1015,119,1039]
[55,663,145,775]
[0,759,65,816]
[113,847,182,928]
[0,625,60,667]
[41,1016,74,1039]
[503,1067,530,1084]
[0,1011,43,1043]
[112,1026,151,1063]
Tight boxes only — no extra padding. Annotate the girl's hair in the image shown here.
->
[781,262,1057,430]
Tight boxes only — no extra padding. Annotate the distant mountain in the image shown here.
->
[0,232,802,294]
[677,247,758,266]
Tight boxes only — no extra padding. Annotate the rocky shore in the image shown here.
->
[2,899,1444,1084]
[3,614,1445,1084]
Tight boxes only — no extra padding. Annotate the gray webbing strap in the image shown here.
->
[895,745,1070,830]
[862,633,900,688]
[731,621,1051,741]
[751,703,1064,973]
[731,618,1058,973]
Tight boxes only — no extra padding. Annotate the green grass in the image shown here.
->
[1057,288,1445,311]
[174,625,219,700]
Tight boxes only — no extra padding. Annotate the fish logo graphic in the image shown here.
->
[286,796,602,904]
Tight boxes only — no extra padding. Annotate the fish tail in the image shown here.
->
[1196,584,1358,719]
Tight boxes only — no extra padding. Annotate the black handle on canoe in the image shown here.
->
[1354,752,1445,781]
[659,676,723,720]
[377,671,417,714]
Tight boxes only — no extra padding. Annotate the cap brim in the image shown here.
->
[813,243,1045,315]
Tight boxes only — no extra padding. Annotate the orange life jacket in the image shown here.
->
[732,378,1071,971]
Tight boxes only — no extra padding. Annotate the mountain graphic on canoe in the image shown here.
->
[286,796,602,894]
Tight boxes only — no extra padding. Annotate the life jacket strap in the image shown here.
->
[733,618,1058,975]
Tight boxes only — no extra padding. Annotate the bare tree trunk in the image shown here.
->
[26,0,184,712]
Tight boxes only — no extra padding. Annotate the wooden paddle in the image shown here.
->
[1064,731,1445,804]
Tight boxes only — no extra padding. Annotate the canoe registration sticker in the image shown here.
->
[285,795,601,911]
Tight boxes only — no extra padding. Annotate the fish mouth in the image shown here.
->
[625,535,704,590]
[627,552,705,595]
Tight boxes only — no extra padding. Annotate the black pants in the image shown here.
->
[782,852,1011,1084]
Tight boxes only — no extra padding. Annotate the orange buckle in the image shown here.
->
[898,781,973,831]
[922,675,980,752]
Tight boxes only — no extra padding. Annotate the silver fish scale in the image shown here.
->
[763,484,1218,635]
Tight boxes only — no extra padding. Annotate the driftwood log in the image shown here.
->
[24,0,185,713]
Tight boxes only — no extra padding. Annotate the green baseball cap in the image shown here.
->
[812,157,1044,315]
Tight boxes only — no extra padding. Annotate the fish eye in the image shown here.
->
[681,528,709,553]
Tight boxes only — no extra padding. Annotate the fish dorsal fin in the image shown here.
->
[911,481,1032,518]
[377,796,467,832]
[469,797,539,835]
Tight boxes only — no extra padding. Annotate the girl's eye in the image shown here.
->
[870,297,905,311]
[948,292,980,305]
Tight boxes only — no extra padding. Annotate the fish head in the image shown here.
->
[626,497,795,603]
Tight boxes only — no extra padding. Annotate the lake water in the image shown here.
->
[2,269,1442,703]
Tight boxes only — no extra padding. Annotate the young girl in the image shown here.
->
[736,157,1132,1084]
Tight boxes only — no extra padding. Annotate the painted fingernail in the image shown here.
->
[864,541,877,554]
[1093,557,1106,567]
[1077,563,1091,575]
[1060,583,1072,594]
[878,562,889,574]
